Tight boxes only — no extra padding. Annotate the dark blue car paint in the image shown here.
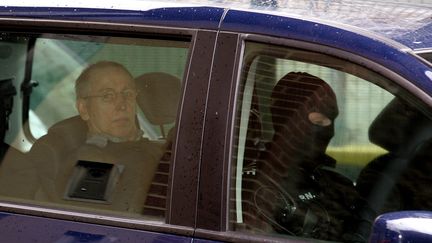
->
[0,212,192,242]
[395,22,432,50]
[220,9,432,97]
[0,7,225,30]
[370,211,432,243]
[2,6,432,97]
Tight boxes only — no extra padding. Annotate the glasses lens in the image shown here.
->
[101,91,116,102]
[123,89,137,100]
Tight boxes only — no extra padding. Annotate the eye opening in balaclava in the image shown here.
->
[308,112,332,127]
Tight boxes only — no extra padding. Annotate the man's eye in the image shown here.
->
[101,92,115,101]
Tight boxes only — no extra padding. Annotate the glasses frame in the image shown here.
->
[83,88,138,103]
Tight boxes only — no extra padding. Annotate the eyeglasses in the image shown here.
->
[83,89,137,103]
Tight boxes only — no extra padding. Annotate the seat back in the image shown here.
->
[354,98,432,239]
[135,72,181,217]
[358,98,432,212]
[30,116,88,201]
[368,98,432,155]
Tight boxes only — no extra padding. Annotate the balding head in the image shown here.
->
[75,61,138,141]
[75,61,134,99]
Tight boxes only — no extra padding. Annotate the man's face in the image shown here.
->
[77,66,138,140]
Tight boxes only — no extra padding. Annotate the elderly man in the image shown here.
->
[76,61,141,145]
[32,61,163,214]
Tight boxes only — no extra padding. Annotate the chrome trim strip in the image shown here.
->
[413,48,432,54]
[0,17,197,35]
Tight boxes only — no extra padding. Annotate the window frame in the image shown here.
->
[414,49,432,67]
[195,32,432,242]
[0,17,217,237]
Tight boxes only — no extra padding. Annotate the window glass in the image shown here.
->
[30,36,189,141]
[231,42,432,242]
[418,52,432,65]
[0,32,190,221]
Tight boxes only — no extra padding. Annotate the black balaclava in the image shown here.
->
[268,72,342,239]
[270,72,338,171]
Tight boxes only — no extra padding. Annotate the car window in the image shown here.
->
[30,36,188,142]
[230,42,432,242]
[418,52,432,65]
[0,32,190,221]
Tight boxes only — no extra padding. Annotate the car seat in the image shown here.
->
[0,77,33,199]
[135,72,181,217]
[355,98,432,236]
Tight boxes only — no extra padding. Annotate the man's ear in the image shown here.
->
[77,98,90,121]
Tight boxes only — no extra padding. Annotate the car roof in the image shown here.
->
[223,0,432,51]
[2,0,432,51]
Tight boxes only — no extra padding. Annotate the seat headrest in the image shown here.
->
[135,72,181,126]
[369,98,432,152]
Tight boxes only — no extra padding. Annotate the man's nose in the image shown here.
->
[115,93,129,110]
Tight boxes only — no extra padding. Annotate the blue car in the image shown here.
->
[0,0,432,242]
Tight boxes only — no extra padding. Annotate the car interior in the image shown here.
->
[232,43,432,241]
[240,71,360,240]
[0,33,186,219]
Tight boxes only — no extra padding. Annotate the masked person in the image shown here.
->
[269,72,338,172]
[31,61,163,214]
[244,72,360,241]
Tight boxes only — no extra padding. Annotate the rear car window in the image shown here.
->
[0,32,190,221]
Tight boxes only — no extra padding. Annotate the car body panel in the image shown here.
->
[2,3,432,97]
[4,0,432,49]
[211,0,432,50]
[220,9,432,97]
[370,211,432,243]
[0,6,224,30]
[0,212,192,242]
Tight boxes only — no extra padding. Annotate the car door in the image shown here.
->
[0,10,219,242]
[194,10,432,243]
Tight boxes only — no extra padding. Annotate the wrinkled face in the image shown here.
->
[77,66,138,140]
